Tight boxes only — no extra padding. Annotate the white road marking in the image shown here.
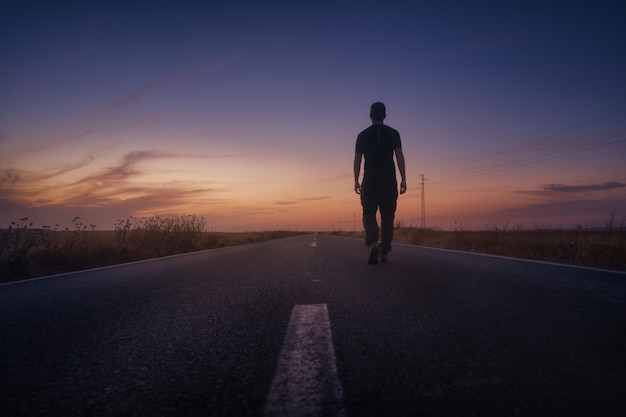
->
[310,241,317,247]
[264,304,346,417]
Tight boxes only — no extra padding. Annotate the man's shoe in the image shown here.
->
[368,242,379,265]
[379,251,388,263]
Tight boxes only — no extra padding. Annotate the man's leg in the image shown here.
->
[379,184,398,258]
[360,184,381,264]
[360,185,380,246]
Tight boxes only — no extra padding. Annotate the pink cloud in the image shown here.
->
[540,182,626,193]
[0,149,235,222]
[515,181,626,197]
[71,150,234,186]
[496,198,626,221]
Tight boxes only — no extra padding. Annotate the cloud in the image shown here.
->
[73,150,233,186]
[0,186,218,230]
[303,196,332,201]
[515,181,626,198]
[540,182,626,193]
[101,56,233,113]
[0,149,96,190]
[313,173,351,183]
[497,198,626,220]
[1,149,235,221]
[0,167,21,187]
[38,153,96,181]
[275,196,331,205]
[64,182,214,208]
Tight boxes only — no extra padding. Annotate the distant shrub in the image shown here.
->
[1,215,305,282]
[0,218,37,270]
[114,214,207,259]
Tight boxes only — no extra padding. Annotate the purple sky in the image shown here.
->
[1,1,625,231]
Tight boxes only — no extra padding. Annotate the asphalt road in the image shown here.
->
[1,233,625,416]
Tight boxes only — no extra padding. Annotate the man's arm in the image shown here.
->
[395,148,407,194]
[353,153,363,194]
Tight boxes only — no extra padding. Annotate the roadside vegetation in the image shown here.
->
[334,215,626,272]
[2,214,625,282]
[0,215,304,282]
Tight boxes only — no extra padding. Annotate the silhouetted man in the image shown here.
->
[354,102,407,264]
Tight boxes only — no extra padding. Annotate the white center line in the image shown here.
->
[264,304,346,417]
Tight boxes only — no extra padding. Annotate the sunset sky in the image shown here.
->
[2,1,625,232]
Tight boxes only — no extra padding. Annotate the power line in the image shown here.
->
[430,131,626,185]
[427,107,626,178]
[483,134,626,176]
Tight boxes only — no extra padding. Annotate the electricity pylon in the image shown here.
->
[419,174,426,228]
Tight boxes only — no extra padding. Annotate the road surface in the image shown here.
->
[1,233,625,416]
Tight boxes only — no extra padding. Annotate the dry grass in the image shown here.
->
[333,224,626,271]
[3,214,625,282]
[0,215,304,282]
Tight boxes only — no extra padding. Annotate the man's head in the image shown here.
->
[370,102,386,122]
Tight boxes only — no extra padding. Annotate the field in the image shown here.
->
[0,215,304,283]
[334,225,626,272]
[2,215,625,282]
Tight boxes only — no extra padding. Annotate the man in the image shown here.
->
[354,102,407,264]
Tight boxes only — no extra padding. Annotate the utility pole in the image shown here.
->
[419,174,426,228]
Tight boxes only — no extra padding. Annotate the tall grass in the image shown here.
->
[3,214,625,282]
[0,215,303,282]
[0,217,103,274]
[114,214,207,259]
[333,217,626,271]
[393,225,626,270]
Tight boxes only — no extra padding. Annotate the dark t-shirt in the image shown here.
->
[355,124,402,180]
